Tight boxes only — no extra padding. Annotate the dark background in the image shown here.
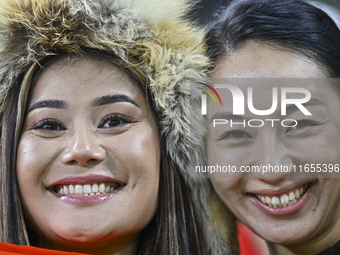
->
[189,0,231,25]
[190,0,340,26]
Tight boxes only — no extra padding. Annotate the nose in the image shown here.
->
[62,129,106,166]
[250,135,293,183]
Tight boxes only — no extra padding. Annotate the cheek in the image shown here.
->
[210,178,240,202]
[105,122,160,211]
[206,139,224,166]
[16,134,64,216]
[114,123,160,177]
[210,178,246,222]
[17,135,57,185]
[293,129,340,167]
[16,136,60,227]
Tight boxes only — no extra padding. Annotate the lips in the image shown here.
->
[47,174,126,205]
[248,181,316,217]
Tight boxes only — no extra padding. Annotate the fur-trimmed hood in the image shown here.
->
[0,0,238,254]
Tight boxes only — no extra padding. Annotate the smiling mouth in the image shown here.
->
[254,183,311,208]
[53,182,124,196]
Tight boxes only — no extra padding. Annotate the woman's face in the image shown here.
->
[17,58,160,253]
[207,42,340,250]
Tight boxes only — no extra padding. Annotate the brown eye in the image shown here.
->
[102,119,123,128]
[99,114,133,128]
[34,119,65,131]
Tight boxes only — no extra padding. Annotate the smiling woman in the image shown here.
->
[204,0,340,254]
[0,0,240,255]
[17,56,161,253]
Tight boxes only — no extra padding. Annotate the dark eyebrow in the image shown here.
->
[28,99,68,113]
[286,98,324,115]
[91,94,141,108]
[210,112,246,123]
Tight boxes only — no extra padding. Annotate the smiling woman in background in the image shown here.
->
[205,0,340,254]
[0,0,240,254]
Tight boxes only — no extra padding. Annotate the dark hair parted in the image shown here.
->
[206,0,340,77]
[1,49,207,255]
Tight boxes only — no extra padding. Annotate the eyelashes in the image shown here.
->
[98,114,134,128]
[219,130,251,140]
[33,114,134,132]
[33,118,66,131]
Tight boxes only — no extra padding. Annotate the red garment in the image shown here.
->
[0,242,88,255]
[238,221,268,255]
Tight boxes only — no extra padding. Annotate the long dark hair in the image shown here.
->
[205,0,340,78]
[0,49,207,255]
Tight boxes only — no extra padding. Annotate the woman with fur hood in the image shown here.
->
[0,0,238,255]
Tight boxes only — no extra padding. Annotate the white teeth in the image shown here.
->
[83,184,91,194]
[92,183,98,193]
[272,196,280,207]
[289,191,295,200]
[280,194,289,205]
[295,189,300,198]
[56,183,119,196]
[256,184,310,208]
[69,185,75,194]
[99,183,105,193]
[75,185,83,194]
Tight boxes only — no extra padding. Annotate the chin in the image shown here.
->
[44,224,113,245]
[251,220,317,245]
[61,231,105,243]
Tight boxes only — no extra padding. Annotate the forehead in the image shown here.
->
[213,42,326,78]
[29,57,141,104]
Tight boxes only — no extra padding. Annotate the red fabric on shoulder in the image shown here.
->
[237,221,269,255]
[0,242,88,255]
[238,221,258,255]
